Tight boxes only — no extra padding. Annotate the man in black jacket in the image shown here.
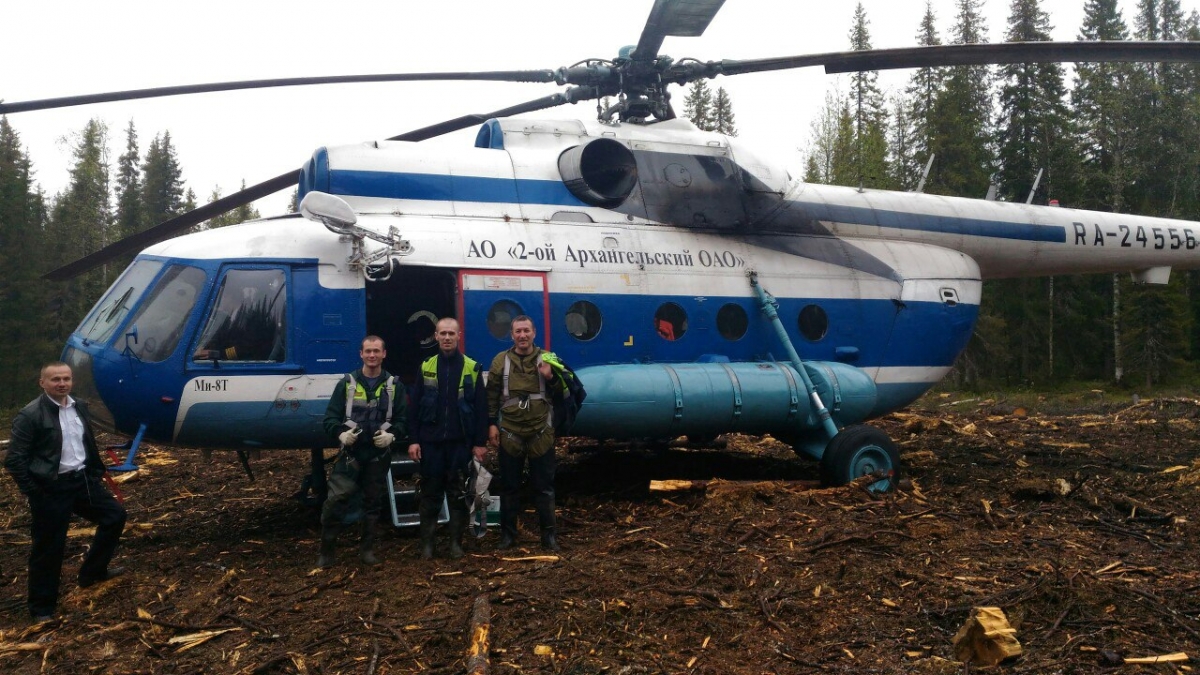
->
[407,318,489,559]
[4,362,127,622]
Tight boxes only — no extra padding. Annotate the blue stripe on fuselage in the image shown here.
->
[786,199,1066,243]
[328,170,586,206]
[328,168,1064,243]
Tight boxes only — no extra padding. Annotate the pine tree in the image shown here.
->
[683,80,713,130]
[996,0,1076,206]
[140,131,185,231]
[710,87,737,136]
[1120,0,1197,383]
[1072,0,1135,213]
[845,3,892,188]
[898,2,944,190]
[1072,0,1136,382]
[0,118,52,406]
[830,103,859,187]
[46,119,112,342]
[110,120,142,274]
[925,0,994,197]
[114,120,141,241]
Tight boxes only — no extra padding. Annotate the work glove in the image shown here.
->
[338,427,361,447]
[373,429,395,448]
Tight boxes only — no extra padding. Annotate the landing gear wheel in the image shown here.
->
[819,424,900,493]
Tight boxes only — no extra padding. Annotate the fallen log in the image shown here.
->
[466,594,491,675]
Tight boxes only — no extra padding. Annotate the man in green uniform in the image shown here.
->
[486,316,564,551]
[318,336,406,567]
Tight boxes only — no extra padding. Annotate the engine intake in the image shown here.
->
[558,138,638,207]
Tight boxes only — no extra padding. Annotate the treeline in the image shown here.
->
[0,118,259,407]
[806,0,1200,389]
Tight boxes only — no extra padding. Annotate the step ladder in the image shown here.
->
[386,458,448,528]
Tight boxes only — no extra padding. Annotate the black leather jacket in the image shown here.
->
[4,394,106,496]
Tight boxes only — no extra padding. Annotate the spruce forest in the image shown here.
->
[2,0,1199,412]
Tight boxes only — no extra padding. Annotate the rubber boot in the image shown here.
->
[535,494,560,552]
[498,496,519,549]
[417,501,439,560]
[359,519,380,566]
[447,506,467,559]
[317,525,339,568]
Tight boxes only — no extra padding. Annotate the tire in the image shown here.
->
[819,424,900,493]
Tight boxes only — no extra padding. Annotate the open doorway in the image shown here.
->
[366,266,458,387]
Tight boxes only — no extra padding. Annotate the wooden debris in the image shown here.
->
[466,594,491,675]
[952,606,1023,666]
[1010,478,1072,501]
[649,478,819,493]
[0,642,47,653]
[1123,652,1189,664]
[499,555,560,562]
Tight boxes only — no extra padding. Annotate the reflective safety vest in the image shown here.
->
[418,354,480,436]
[342,373,399,437]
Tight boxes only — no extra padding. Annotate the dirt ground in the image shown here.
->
[2,396,1200,674]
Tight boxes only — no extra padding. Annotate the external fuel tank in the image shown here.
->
[568,361,877,450]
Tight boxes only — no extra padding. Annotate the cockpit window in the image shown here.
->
[193,269,288,363]
[76,260,164,345]
[116,265,207,362]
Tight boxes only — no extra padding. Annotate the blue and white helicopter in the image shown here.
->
[8,0,1200,494]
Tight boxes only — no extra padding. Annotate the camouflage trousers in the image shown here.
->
[321,452,389,527]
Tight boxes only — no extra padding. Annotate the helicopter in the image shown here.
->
[6,0,1200,495]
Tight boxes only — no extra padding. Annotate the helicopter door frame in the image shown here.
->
[457,270,551,358]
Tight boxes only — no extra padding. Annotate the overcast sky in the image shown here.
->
[4,0,1194,217]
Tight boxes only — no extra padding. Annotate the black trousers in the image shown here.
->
[27,471,127,617]
[418,440,473,512]
[498,443,557,518]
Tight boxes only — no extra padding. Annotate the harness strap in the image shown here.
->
[503,352,546,401]
[343,373,358,430]
[380,377,397,432]
[501,352,551,424]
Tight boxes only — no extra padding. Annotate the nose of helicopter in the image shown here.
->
[62,345,116,431]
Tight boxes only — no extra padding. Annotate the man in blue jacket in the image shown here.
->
[5,362,127,622]
[407,318,488,559]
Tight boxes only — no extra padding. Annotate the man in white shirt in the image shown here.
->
[4,362,127,622]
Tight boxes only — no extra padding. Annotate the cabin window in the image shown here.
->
[116,265,206,362]
[486,300,524,339]
[564,300,602,341]
[654,302,688,341]
[76,259,164,345]
[798,304,828,342]
[193,269,288,363]
[717,303,749,341]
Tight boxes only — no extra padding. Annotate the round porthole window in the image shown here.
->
[798,304,828,341]
[565,300,602,341]
[654,302,688,341]
[486,300,524,339]
[717,303,748,341]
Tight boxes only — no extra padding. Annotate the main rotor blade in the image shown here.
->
[633,0,726,62]
[43,89,592,281]
[712,41,1200,77]
[0,70,557,114]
